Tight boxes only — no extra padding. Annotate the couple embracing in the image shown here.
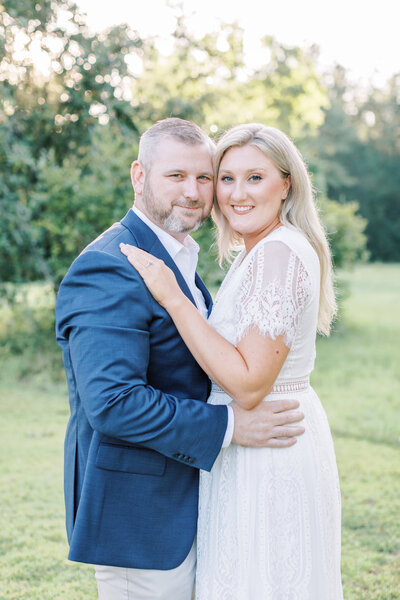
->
[56,118,343,599]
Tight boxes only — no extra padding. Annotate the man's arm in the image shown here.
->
[56,249,228,472]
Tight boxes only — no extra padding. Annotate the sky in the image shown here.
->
[77,0,400,87]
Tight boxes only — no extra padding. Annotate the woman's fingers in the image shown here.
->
[119,243,179,307]
[120,243,154,268]
[119,243,160,281]
[119,243,161,293]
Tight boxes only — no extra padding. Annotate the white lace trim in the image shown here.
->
[235,242,312,348]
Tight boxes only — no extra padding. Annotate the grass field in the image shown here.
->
[0,263,399,599]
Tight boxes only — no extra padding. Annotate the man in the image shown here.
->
[56,118,304,600]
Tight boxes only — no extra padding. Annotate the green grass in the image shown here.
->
[0,263,399,599]
[0,367,95,599]
[313,264,400,599]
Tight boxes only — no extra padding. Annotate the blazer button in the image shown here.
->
[173,452,181,459]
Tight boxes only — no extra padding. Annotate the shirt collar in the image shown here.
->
[131,206,200,260]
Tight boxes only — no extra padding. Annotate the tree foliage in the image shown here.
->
[0,0,140,283]
[0,1,380,291]
[308,67,400,261]
[133,17,328,141]
[318,197,368,269]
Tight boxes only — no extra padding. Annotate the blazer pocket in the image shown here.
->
[96,443,166,476]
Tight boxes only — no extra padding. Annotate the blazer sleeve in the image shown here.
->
[56,248,227,472]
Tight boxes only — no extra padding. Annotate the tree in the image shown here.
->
[307,66,400,261]
[134,18,329,140]
[0,3,370,289]
[318,197,368,269]
[0,0,142,284]
[31,123,136,284]
[352,75,400,261]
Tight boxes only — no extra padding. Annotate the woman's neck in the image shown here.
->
[242,216,282,255]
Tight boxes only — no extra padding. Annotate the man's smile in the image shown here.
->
[174,204,202,211]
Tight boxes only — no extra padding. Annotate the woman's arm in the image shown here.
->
[120,243,290,410]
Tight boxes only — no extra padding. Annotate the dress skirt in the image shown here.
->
[195,380,343,600]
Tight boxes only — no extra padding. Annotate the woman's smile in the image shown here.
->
[231,205,254,214]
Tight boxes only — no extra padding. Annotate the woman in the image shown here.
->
[121,123,343,599]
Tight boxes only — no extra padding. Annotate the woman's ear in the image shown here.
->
[282,174,291,200]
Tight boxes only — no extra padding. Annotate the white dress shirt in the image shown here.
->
[131,206,233,447]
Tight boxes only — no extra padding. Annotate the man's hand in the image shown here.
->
[232,399,305,448]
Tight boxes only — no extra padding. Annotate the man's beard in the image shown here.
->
[142,178,206,235]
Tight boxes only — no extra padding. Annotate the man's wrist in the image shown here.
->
[221,405,234,448]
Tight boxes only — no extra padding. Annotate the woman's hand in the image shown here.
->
[120,243,183,309]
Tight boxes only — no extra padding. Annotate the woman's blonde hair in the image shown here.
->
[213,123,337,335]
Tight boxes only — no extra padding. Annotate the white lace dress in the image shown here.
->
[196,226,343,600]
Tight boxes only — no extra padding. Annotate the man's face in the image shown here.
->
[134,137,214,241]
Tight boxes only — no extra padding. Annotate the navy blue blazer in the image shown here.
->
[56,210,228,569]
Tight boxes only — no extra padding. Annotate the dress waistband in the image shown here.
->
[270,377,310,394]
[211,377,310,395]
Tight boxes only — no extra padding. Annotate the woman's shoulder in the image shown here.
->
[266,224,310,247]
[265,226,318,263]
[250,226,320,285]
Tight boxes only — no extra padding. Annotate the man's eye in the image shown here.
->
[199,175,212,182]
[170,174,182,179]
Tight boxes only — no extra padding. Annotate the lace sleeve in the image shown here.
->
[235,241,312,348]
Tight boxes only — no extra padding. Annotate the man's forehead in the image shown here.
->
[153,138,213,170]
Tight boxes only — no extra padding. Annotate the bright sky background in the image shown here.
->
[77,0,400,87]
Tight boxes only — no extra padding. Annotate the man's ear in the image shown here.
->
[131,160,145,196]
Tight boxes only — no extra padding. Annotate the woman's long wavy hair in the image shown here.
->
[212,123,337,335]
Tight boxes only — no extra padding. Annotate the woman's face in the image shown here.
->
[216,144,290,250]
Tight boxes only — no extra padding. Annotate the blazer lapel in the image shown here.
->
[120,210,197,307]
[195,273,213,317]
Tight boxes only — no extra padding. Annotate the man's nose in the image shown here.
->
[183,177,200,200]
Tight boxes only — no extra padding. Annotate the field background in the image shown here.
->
[0,263,399,599]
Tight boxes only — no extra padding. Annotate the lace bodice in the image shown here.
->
[209,226,320,380]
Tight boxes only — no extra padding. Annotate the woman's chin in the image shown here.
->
[228,222,255,237]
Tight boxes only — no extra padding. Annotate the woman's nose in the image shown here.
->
[230,181,247,201]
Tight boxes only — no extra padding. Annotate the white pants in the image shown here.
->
[95,542,196,600]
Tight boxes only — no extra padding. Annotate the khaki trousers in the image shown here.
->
[95,542,196,600]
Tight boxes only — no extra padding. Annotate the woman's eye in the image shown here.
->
[221,176,233,182]
[249,175,262,182]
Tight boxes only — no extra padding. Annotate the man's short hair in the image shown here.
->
[138,118,215,171]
